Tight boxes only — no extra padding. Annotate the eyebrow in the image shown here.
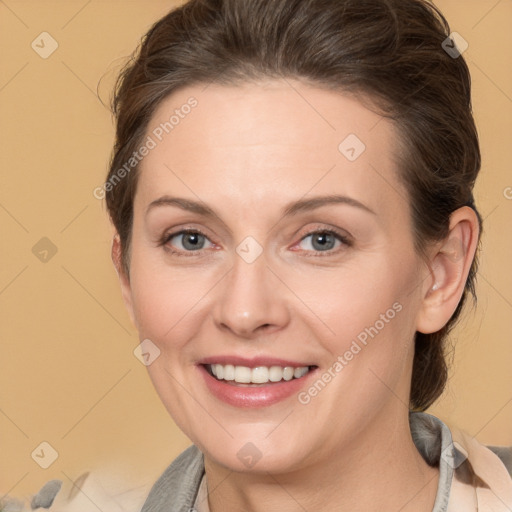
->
[145,194,376,219]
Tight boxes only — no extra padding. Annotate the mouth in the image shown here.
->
[203,363,318,386]
[197,356,320,407]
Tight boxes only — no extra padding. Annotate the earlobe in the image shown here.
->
[111,233,136,327]
[416,206,479,334]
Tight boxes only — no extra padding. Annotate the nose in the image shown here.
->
[212,251,291,339]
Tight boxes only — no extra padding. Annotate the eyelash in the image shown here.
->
[159,227,352,258]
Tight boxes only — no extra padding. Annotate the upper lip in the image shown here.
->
[197,355,316,368]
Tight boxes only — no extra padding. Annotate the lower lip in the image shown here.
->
[198,364,317,408]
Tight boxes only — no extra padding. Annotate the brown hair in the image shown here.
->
[105,0,482,411]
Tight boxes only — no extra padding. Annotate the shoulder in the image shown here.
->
[141,444,205,512]
[410,411,512,476]
[410,412,512,510]
[487,445,512,477]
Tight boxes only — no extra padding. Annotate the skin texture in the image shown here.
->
[112,79,479,511]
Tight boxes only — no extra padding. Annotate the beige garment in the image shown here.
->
[194,473,209,512]
[447,428,512,511]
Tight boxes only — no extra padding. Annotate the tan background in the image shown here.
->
[1,0,511,504]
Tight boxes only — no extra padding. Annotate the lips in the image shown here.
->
[198,355,316,367]
[196,356,319,408]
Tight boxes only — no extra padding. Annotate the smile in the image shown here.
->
[198,360,319,408]
[205,364,315,385]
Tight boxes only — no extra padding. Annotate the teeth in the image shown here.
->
[269,366,283,382]
[223,364,235,381]
[209,364,312,384]
[283,367,294,381]
[294,367,309,378]
[234,366,252,383]
[251,366,269,383]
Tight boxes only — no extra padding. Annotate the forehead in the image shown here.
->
[136,79,408,221]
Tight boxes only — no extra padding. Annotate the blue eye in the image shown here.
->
[162,229,214,256]
[297,230,351,255]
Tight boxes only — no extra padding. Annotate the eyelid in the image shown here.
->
[160,224,352,257]
[160,227,215,256]
[290,225,352,255]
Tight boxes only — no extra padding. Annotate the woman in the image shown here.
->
[104,0,512,510]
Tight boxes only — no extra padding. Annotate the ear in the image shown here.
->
[111,233,136,327]
[416,206,480,334]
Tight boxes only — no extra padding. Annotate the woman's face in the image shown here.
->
[120,79,432,472]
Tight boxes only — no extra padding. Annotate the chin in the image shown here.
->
[205,445,303,475]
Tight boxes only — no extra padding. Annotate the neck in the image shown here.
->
[204,409,440,512]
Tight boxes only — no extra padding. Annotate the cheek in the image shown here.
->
[302,254,420,386]
[127,253,210,435]
[300,255,417,340]
[128,248,208,346]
